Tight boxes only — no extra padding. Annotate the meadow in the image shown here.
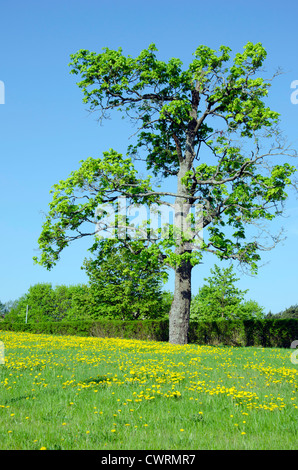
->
[0,330,297,450]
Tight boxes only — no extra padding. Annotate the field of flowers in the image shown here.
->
[0,330,297,450]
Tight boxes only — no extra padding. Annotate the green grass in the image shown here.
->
[0,330,297,450]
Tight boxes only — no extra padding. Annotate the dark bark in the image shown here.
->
[169,253,192,344]
[169,158,193,345]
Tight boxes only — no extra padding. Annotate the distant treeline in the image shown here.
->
[0,282,173,322]
[267,305,298,319]
[1,281,297,324]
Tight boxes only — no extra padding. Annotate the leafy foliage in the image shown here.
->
[7,283,89,322]
[6,276,172,323]
[82,239,170,320]
[190,264,264,320]
[0,301,5,318]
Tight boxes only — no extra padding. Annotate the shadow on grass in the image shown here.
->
[3,393,36,405]
[83,375,109,385]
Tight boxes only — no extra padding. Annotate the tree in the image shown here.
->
[190,264,246,319]
[64,284,94,320]
[82,239,169,320]
[0,300,19,319]
[7,283,54,322]
[34,42,296,344]
[272,304,298,318]
[0,301,5,318]
[7,283,79,322]
[190,264,264,320]
[238,299,265,319]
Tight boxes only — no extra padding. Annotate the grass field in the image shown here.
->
[0,330,297,450]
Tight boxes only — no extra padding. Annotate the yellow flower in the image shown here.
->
[40,447,47,450]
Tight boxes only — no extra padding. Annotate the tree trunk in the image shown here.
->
[169,253,192,345]
[168,158,193,345]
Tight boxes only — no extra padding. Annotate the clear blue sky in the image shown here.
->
[1,0,298,314]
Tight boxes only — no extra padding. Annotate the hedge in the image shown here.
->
[0,319,169,342]
[188,318,298,348]
[0,318,297,348]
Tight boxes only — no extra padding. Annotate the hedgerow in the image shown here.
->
[0,317,297,348]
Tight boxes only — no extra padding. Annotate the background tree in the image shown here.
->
[7,283,54,322]
[65,284,94,320]
[82,239,169,320]
[0,300,19,319]
[7,283,83,322]
[270,304,298,318]
[190,264,264,320]
[34,42,296,344]
[238,299,265,319]
[0,301,5,318]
